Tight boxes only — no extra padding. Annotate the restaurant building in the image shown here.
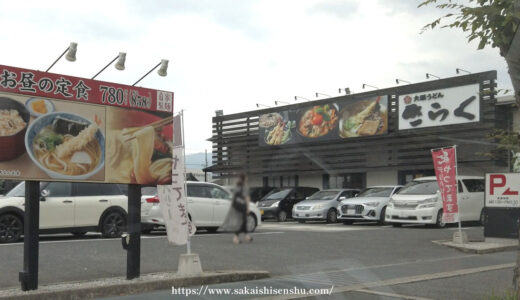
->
[205,71,513,189]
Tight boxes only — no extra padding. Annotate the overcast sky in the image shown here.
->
[0,0,512,154]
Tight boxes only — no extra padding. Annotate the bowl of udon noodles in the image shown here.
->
[0,97,31,161]
[25,112,105,180]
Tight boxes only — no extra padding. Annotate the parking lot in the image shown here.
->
[0,220,513,299]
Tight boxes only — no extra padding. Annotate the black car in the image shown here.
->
[249,186,275,203]
[257,187,320,222]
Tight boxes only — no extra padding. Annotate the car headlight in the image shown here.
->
[271,201,279,207]
[313,204,324,210]
[417,197,439,208]
[364,201,380,207]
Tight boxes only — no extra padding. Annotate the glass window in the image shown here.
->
[207,186,230,200]
[358,187,394,197]
[307,191,337,200]
[463,179,485,192]
[398,180,439,195]
[101,184,122,195]
[141,187,158,196]
[187,185,209,198]
[341,190,358,198]
[46,182,72,197]
[262,188,291,201]
[74,183,105,196]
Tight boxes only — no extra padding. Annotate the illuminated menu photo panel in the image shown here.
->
[258,96,388,146]
[0,65,174,184]
[398,84,480,130]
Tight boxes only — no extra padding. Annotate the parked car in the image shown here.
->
[249,186,275,203]
[337,186,402,225]
[385,176,485,228]
[257,187,320,222]
[0,180,21,196]
[0,181,128,243]
[118,185,159,233]
[292,189,359,223]
[140,181,262,233]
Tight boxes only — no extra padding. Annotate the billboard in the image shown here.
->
[0,64,173,184]
[398,84,480,130]
[486,173,520,208]
[258,95,388,146]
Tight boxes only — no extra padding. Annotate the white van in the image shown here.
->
[385,176,485,228]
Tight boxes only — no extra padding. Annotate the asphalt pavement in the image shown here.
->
[0,221,515,299]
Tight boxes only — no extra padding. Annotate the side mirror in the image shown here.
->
[40,189,50,201]
[305,197,309,200]
[354,193,359,197]
[339,196,346,201]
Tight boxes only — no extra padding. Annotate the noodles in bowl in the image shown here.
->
[25,112,105,180]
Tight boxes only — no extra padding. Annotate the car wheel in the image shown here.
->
[479,209,486,226]
[72,231,87,237]
[297,220,305,223]
[342,220,353,225]
[435,209,446,228]
[326,209,338,223]
[277,210,287,222]
[247,214,257,232]
[391,223,402,227]
[378,206,387,225]
[101,211,126,238]
[0,213,23,243]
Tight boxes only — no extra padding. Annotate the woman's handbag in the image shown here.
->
[232,192,247,211]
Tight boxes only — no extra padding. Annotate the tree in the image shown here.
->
[420,0,520,102]
[419,1,520,296]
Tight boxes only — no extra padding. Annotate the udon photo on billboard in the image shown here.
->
[0,64,173,184]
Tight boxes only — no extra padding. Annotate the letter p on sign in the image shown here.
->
[490,174,506,195]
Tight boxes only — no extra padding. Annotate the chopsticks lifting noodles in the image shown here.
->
[123,115,173,143]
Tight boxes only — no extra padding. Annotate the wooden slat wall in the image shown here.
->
[207,71,506,179]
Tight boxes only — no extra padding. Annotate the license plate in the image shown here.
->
[347,209,355,215]
[260,210,264,215]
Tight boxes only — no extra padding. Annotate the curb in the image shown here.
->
[432,240,518,254]
[0,270,270,300]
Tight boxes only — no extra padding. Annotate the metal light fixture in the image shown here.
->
[339,88,351,95]
[91,52,126,79]
[46,42,77,72]
[456,68,470,74]
[396,78,412,85]
[275,100,290,105]
[132,59,169,86]
[426,73,440,80]
[294,96,311,101]
[315,92,331,98]
[362,83,378,90]
[256,103,271,108]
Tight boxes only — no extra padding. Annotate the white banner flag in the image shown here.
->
[158,114,195,245]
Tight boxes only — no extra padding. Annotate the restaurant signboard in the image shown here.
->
[0,64,174,184]
[399,84,480,130]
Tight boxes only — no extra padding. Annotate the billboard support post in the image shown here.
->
[126,184,142,280]
[19,180,40,291]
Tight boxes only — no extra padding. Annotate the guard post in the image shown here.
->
[19,180,40,291]
[126,184,142,280]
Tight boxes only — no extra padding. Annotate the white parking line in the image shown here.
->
[356,289,434,300]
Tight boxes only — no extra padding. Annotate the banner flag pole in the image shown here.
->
[454,144,463,239]
[180,110,190,255]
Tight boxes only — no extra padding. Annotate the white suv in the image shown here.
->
[0,182,128,243]
[385,176,485,228]
[141,181,262,233]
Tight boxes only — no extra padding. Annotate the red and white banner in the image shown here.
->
[158,113,195,246]
[431,147,458,223]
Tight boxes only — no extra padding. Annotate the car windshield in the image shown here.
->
[358,187,394,197]
[262,189,291,201]
[307,191,338,200]
[398,180,439,195]
[5,182,49,197]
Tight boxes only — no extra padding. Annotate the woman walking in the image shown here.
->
[220,174,252,244]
